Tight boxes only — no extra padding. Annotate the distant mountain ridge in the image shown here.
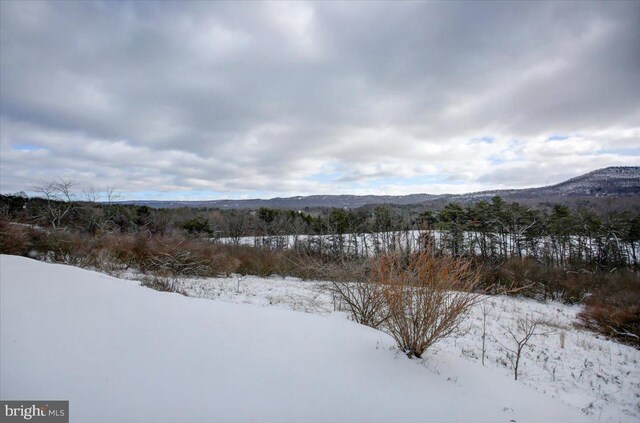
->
[441,166,640,201]
[120,166,640,209]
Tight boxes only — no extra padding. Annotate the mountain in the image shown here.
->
[536,166,639,196]
[119,166,640,210]
[123,193,438,210]
[444,166,640,202]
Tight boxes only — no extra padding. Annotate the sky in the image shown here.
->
[1,1,639,201]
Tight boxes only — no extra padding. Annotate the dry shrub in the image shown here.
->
[0,222,96,265]
[233,246,289,277]
[481,258,550,299]
[0,220,286,279]
[558,270,597,304]
[149,249,209,276]
[373,251,481,358]
[481,258,595,303]
[41,230,92,266]
[212,253,241,277]
[0,225,96,267]
[101,233,241,277]
[578,271,640,348]
[0,221,32,256]
[329,276,388,328]
[0,223,248,279]
[133,235,237,277]
[285,253,333,281]
[97,234,137,268]
[140,275,187,295]
[297,255,389,328]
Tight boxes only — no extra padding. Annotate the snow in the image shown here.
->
[0,255,625,422]
[121,271,640,422]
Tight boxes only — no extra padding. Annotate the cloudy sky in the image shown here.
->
[1,1,638,200]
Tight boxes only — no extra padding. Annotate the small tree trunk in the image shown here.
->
[482,314,487,366]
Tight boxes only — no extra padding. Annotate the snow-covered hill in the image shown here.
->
[548,166,640,196]
[136,272,640,423]
[0,255,598,423]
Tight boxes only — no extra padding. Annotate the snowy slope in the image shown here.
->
[127,272,640,423]
[161,273,640,423]
[1,255,595,423]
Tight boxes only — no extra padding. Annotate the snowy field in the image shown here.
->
[1,255,638,422]
[126,271,640,423]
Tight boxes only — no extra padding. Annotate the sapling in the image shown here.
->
[480,302,493,366]
[497,315,554,380]
[236,273,246,293]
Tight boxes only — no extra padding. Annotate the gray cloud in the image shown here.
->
[1,1,638,198]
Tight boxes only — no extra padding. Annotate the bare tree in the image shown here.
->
[224,211,247,246]
[78,185,122,234]
[82,185,101,203]
[104,185,121,204]
[81,185,120,204]
[33,178,76,230]
[480,302,493,366]
[496,315,554,380]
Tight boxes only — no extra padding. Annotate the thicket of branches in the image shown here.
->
[296,250,481,358]
[372,251,481,358]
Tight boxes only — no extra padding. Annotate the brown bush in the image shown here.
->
[0,221,32,256]
[577,271,640,348]
[130,235,236,277]
[38,230,92,266]
[480,258,595,303]
[0,224,238,278]
[212,252,241,277]
[98,234,137,268]
[373,251,481,358]
[232,246,290,277]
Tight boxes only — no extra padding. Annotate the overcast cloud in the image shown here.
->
[1,1,638,200]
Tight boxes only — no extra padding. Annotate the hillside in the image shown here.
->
[454,166,640,201]
[119,166,640,210]
[0,255,597,423]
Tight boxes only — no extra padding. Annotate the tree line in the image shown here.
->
[1,187,638,270]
